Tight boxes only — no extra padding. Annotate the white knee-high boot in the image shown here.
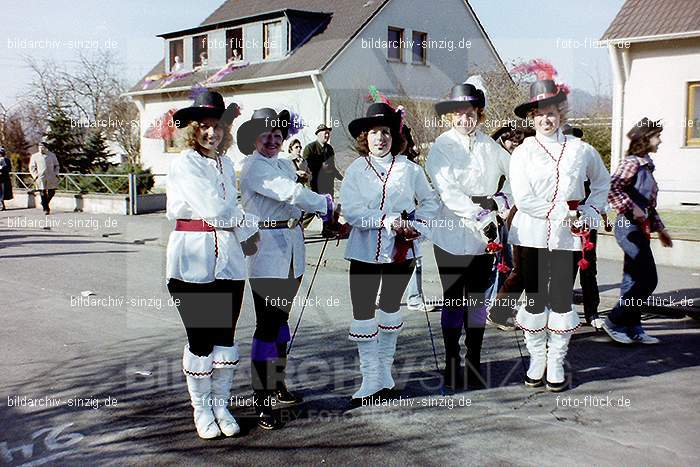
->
[377,309,403,391]
[182,346,221,439]
[210,344,241,437]
[546,310,580,391]
[515,306,549,386]
[349,318,382,400]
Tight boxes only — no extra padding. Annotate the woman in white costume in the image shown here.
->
[340,102,439,406]
[166,90,259,439]
[510,74,609,392]
[238,108,334,429]
[425,78,512,391]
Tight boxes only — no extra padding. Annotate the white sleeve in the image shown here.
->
[169,157,246,228]
[492,145,513,212]
[414,166,440,223]
[339,163,397,233]
[509,148,568,220]
[245,160,326,214]
[425,143,482,220]
[582,145,611,215]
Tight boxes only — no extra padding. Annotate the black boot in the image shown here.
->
[274,343,303,404]
[442,328,464,391]
[252,360,285,430]
[465,327,486,390]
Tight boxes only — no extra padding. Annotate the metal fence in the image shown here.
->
[11,172,165,195]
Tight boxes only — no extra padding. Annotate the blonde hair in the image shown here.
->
[177,120,233,154]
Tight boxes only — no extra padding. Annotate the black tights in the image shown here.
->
[520,247,576,315]
[167,278,245,356]
[348,259,415,320]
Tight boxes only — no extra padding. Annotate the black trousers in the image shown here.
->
[521,247,576,315]
[167,278,245,356]
[39,189,56,211]
[249,275,302,342]
[348,259,416,320]
[572,230,600,320]
[249,273,302,392]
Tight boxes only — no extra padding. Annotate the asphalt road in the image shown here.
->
[1,209,699,466]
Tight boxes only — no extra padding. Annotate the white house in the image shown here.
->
[124,0,506,180]
[601,0,700,207]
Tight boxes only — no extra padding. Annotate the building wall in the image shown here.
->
[620,37,700,206]
[137,78,323,184]
[322,0,503,164]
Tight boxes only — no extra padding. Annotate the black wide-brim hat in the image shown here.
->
[236,108,291,154]
[173,90,239,128]
[435,83,486,116]
[514,79,567,119]
[348,102,401,138]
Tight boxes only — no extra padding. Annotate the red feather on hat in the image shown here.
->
[511,59,558,80]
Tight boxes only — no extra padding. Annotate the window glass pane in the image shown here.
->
[388,28,402,61]
[169,40,183,70]
[226,28,243,62]
[264,21,283,59]
[193,35,208,67]
[689,84,700,144]
[412,32,426,63]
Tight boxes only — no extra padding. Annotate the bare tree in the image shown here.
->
[19,50,140,164]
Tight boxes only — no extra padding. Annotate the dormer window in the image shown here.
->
[226,28,244,62]
[193,34,208,67]
[169,39,183,71]
[263,20,284,60]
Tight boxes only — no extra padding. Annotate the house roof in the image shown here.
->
[601,0,700,42]
[127,0,390,95]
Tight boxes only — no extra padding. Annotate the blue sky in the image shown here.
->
[0,0,625,108]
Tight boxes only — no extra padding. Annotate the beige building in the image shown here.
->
[124,0,506,181]
[601,0,700,207]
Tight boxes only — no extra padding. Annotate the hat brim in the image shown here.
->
[514,91,567,119]
[236,111,291,154]
[435,98,485,116]
[173,106,225,128]
[315,127,332,134]
[348,115,401,139]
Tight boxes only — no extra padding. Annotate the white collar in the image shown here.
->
[536,129,565,143]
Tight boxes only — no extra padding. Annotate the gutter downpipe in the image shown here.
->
[310,71,330,126]
[608,43,628,172]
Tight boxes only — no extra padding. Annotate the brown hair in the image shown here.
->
[354,129,407,156]
[178,120,233,154]
[626,134,658,157]
[288,138,302,151]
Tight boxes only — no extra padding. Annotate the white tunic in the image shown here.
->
[425,128,512,255]
[166,149,258,283]
[508,130,610,251]
[339,153,439,264]
[240,151,327,279]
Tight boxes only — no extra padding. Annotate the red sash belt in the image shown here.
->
[175,219,218,257]
[175,219,215,232]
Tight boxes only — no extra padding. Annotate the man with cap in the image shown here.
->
[29,137,60,214]
[603,117,672,345]
[303,123,343,196]
[425,77,512,391]
[0,147,12,210]
[238,108,335,429]
[509,62,609,391]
